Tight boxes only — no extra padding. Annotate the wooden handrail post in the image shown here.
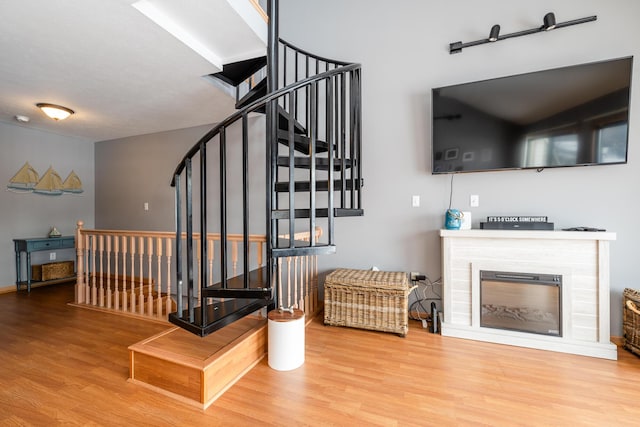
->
[75,220,85,304]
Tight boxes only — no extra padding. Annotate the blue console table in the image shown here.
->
[13,236,75,292]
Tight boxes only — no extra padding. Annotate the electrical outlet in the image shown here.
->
[411,195,420,207]
[49,252,56,261]
[144,202,149,211]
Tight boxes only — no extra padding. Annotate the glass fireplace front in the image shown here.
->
[480,270,562,337]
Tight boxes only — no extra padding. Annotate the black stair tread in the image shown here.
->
[277,105,306,135]
[168,298,271,337]
[202,267,271,299]
[274,178,363,192]
[272,208,364,219]
[271,244,337,258]
[272,236,336,257]
[276,130,330,154]
[277,156,354,170]
[236,78,267,109]
[209,56,267,86]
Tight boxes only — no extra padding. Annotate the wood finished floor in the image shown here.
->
[1,283,640,426]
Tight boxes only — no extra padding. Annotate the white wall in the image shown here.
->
[279,0,640,335]
[0,121,94,291]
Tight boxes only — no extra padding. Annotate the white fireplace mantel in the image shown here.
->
[440,229,617,360]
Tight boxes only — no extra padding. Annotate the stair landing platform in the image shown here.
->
[128,314,267,409]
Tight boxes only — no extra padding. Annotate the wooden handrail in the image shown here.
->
[78,228,267,243]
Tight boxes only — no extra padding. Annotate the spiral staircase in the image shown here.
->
[168,0,363,336]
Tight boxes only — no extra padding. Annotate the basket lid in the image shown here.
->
[325,268,409,290]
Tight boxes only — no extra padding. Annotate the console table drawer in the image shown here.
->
[30,239,63,250]
[28,237,74,251]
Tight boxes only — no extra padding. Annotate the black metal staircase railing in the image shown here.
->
[168,2,362,337]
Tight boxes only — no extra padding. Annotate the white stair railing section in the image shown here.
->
[277,227,322,316]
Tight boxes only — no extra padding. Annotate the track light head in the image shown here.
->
[543,12,556,30]
[489,25,500,42]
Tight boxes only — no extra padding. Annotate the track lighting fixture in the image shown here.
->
[449,12,596,54]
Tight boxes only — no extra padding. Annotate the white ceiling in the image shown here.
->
[0,0,267,142]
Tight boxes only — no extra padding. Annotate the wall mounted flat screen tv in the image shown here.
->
[432,57,633,174]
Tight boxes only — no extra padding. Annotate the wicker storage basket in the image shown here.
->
[32,261,74,282]
[623,288,640,356]
[324,268,413,337]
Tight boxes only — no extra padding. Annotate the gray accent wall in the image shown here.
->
[95,117,267,235]
[278,0,640,335]
[94,124,212,231]
[0,121,94,291]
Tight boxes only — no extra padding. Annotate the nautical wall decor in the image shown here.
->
[7,162,84,195]
[7,162,39,191]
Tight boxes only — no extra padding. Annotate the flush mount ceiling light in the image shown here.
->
[36,103,75,121]
[449,12,597,54]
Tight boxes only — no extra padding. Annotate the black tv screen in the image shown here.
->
[432,57,633,174]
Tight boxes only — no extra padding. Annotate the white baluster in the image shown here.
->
[98,235,104,307]
[122,236,128,312]
[85,235,91,304]
[106,235,112,309]
[156,237,163,318]
[130,236,136,312]
[208,238,214,287]
[91,235,97,305]
[138,236,144,315]
[165,237,172,316]
[114,235,120,310]
[147,236,154,316]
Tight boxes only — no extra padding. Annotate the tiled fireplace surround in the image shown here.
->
[440,229,617,360]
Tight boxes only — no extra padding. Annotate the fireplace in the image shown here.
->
[439,229,617,359]
[480,270,561,337]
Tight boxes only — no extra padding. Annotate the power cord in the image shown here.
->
[409,275,442,324]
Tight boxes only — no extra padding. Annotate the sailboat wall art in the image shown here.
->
[62,170,83,194]
[6,162,84,195]
[33,166,64,195]
[7,162,39,192]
